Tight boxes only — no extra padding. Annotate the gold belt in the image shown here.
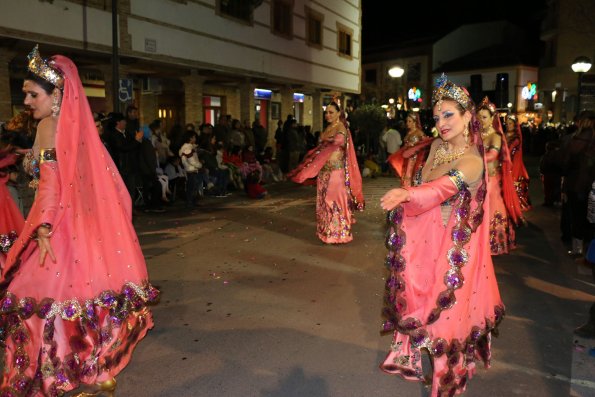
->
[40,148,58,163]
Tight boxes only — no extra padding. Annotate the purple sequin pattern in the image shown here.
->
[381,206,408,333]
[0,231,18,253]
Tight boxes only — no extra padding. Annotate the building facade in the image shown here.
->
[539,0,595,122]
[0,0,362,141]
[361,21,541,123]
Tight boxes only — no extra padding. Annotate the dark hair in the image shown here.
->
[0,129,17,146]
[109,112,126,123]
[25,71,56,95]
[149,119,162,131]
[182,130,196,144]
[327,102,341,113]
[126,105,138,114]
[476,102,495,117]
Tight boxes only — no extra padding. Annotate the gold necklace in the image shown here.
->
[432,142,468,170]
[481,128,494,139]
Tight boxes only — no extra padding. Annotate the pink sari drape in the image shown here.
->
[0,55,158,395]
[486,122,523,255]
[388,139,433,187]
[289,129,364,243]
[381,133,504,396]
[507,128,531,211]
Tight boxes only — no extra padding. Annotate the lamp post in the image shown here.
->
[571,56,592,114]
[388,66,405,114]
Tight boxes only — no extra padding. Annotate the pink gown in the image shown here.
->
[0,55,158,395]
[289,127,364,244]
[485,130,523,256]
[380,151,504,396]
[507,130,531,211]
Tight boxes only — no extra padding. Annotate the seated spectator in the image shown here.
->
[240,146,263,182]
[138,134,165,212]
[155,164,172,202]
[222,145,244,190]
[197,135,225,196]
[150,119,173,166]
[164,156,186,202]
[245,170,267,199]
[261,146,284,183]
[179,131,208,206]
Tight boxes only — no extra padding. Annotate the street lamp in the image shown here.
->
[388,66,405,113]
[571,56,592,114]
[388,66,405,78]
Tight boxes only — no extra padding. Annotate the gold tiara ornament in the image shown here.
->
[432,73,472,110]
[478,96,497,114]
[27,45,64,89]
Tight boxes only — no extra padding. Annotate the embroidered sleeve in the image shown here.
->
[447,169,467,191]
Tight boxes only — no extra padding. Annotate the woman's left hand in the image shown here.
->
[37,226,56,265]
[380,188,410,211]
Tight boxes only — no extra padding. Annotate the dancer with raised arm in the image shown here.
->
[379,75,504,396]
[289,99,364,243]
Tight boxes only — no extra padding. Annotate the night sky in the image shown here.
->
[361,0,548,52]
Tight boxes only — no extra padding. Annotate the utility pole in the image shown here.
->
[112,0,119,113]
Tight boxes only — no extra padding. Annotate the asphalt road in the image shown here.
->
[114,157,595,397]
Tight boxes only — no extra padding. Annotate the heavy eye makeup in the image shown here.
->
[433,111,454,123]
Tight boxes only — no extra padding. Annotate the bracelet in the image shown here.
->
[38,223,53,238]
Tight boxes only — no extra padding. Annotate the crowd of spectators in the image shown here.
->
[1,106,326,215]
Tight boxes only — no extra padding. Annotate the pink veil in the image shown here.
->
[3,54,150,295]
[491,110,523,225]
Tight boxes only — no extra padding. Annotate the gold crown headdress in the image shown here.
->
[27,45,64,89]
[432,73,472,110]
[331,95,342,109]
[478,96,496,114]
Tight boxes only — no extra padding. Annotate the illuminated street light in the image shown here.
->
[571,56,592,113]
[388,66,405,78]
[388,98,395,104]
[571,56,592,73]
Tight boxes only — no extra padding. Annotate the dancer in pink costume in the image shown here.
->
[379,75,504,396]
[505,115,532,211]
[0,46,158,396]
[289,100,364,243]
[0,150,24,268]
[393,111,430,187]
[477,97,523,255]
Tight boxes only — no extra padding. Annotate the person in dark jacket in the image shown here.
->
[105,112,142,200]
[138,135,165,212]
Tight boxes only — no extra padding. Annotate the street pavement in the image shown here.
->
[115,156,595,397]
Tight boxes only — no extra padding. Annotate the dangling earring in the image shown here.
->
[51,94,60,117]
[463,126,469,143]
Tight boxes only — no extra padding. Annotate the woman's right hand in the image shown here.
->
[380,188,410,211]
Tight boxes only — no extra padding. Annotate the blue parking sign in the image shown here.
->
[119,79,133,102]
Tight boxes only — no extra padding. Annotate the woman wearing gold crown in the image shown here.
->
[288,100,364,244]
[0,46,158,396]
[477,97,523,255]
[505,115,532,211]
[379,75,504,396]
[388,111,431,187]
